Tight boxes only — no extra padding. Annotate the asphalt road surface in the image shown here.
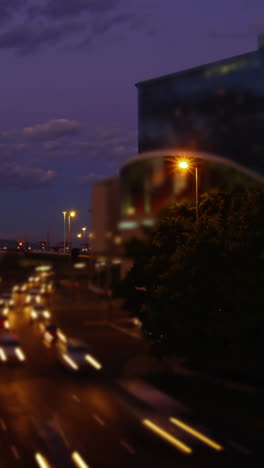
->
[0,276,261,467]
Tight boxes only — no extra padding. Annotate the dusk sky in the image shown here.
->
[1,0,264,243]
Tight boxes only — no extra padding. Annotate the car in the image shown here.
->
[25,288,42,304]
[40,323,66,345]
[12,284,26,294]
[57,339,102,372]
[1,292,14,308]
[0,315,9,329]
[40,281,53,295]
[0,305,9,316]
[30,304,51,322]
[0,333,26,363]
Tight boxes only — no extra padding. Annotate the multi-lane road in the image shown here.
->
[0,268,261,467]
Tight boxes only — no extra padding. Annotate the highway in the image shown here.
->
[0,271,261,467]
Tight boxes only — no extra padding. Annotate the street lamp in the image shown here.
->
[178,159,199,224]
[77,233,82,239]
[68,211,76,247]
[62,211,67,253]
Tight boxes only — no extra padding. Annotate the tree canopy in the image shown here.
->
[116,189,264,378]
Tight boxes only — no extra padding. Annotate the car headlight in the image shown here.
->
[62,354,79,370]
[15,348,26,361]
[43,311,51,319]
[0,348,7,361]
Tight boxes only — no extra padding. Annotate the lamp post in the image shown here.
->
[62,211,67,253]
[178,160,199,224]
[81,227,87,247]
[68,211,76,248]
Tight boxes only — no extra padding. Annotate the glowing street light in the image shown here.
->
[178,159,199,224]
[77,233,82,239]
[178,160,189,170]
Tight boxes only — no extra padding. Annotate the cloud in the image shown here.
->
[80,172,106,185]
[22,119,81,139]
[0,19,86,54]
[0,0,26,24]
[43,140,61,151]
[208,30,253,40]
[14,143,26,152]
[29,0,120,19]
[0,119,136,190]
[0,163,57,190]
[0,0,154,54]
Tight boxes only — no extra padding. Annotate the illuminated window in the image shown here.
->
[114,236,122,245]
[118,221,138,230]
[127,206,135,215]
[141,219,155,227]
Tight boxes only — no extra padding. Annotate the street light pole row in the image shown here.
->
[62,210,76,253]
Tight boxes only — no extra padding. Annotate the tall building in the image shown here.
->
[117,37,264,243]
[91,177,120,256]
[135,37,264,180]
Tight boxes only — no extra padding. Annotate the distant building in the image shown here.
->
[0,239,17,251]
[91,177,120,256]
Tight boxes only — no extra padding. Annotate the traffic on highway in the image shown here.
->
[0,263,260,467]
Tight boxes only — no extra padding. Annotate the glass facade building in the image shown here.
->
[118,42,264,239]
[136,46,264,179]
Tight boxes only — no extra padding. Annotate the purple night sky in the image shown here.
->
[0,0,264,243]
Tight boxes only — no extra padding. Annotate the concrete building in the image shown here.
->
[91,177,121,256]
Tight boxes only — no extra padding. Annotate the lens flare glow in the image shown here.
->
[178,160,189,169]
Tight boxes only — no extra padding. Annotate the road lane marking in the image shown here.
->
[0,418,7,431]
[72,451,90,468]
[54,416,70,448]
[110,323,141,340]
[142,419,192,454]
[10,445,20,460]
[169,417,223,451]
[228,440,252,455]
[92,414,105,426]
[72,394,80,402]
[120,440,136,455]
